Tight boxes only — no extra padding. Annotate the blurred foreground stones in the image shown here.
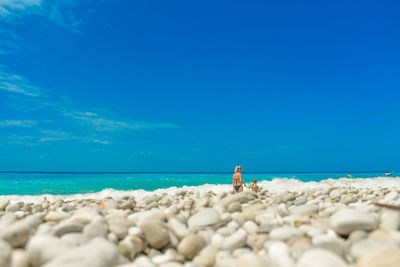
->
[1,187,400,266]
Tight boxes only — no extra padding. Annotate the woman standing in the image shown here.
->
[233,166,247,193]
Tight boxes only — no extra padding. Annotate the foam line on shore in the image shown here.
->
[1,176,399,204]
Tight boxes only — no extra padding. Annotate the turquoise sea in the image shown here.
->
[0,171,395,195]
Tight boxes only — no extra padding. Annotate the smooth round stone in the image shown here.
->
[258,222,279,233]
[217,226,235,236]
[299,225,323,237]
[266,241,295,267]
[139,220,170,249]
[10,249,29,267]
[197,229,214,244]
[159,196,172,206]
[71,207,101,224]
[339,195,356,205]
[25,214,43,229]
[5,203,20,212]
[108,232,119,244]
[242,204,265,221]
[118,240,136,260]
[321,206,338,217]
[227,221,239,231]
[188,208,221,229]
[44,211,68,222]
[250,234,268,252]
[130,209,166,225]
[215,251,237,267]
[219,193,253,208]
[288,237,312,260]
[350,239,398,260]
[83,220,108,240]
[211,234,225,249]
[313,239,346,257]
[165,248,185,263]
[54,222,84,237]
[222,229,247,251]
[0,199,10,211]
[61,233,86,247]
[255,212,275,226]
[283,193,296,202]
[128,226,142,237]
[148,248,162,260]
[108,216,132,240]
[243,221,258,235]
[178,234,207,260]
[193,245,218,267]
[278,203,290,216]
[129,255,155,267]
[235,253,268,267]
[160,262,183,267]
[169,231,180,248]
[380,210,400,231]
[357,249,400,267]
[27,235,70,267]
[43,238,118,267]
[348,230,368,243]
[143,195,162,205]
[290,204,319,216]
[152,254,174,265]
[230,212,244,226]
[119,197,136,210]
[384,192,399,202]
[168,217,190,240]
[330,209,375,235]
[295,197,307,206]
[0,240,12,267]
[1,220,31,247]
[125,236,144,253]
[296,248,348,267]
[269,226,303,241]
[227,202,242,213]
[232,248,252,257]
[61,204,76,212]
[329,190,341,200]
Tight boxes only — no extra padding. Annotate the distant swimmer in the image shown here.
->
[233,166,248,193]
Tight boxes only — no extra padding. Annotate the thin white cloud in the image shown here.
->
[63,112,179,131]
[0,65,43,96]
[38,130,69,142]
[0,28,23,55]
[0,0,42,15]
[0,0,84,54]
[47,0,82,33]
[0,66,179,132]
[0,120,37,127]
[38,130,111,145]
[0,131,111,146]
[0,0,83,33]
[92,139,111,145]
[0,66,179,147]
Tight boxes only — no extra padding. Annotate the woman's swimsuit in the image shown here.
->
[233,176,242,192]
[234,185,241,191]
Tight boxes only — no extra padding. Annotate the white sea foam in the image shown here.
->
[1,176,400,204]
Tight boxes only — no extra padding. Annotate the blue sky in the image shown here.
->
[0,0,399,172]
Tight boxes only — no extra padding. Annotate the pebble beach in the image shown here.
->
[1,178,400,267]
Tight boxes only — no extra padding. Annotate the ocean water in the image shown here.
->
[0,171,397,196]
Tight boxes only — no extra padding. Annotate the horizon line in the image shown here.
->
[0,170,395,174]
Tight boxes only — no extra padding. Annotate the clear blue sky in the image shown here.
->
[0,0,399,172]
